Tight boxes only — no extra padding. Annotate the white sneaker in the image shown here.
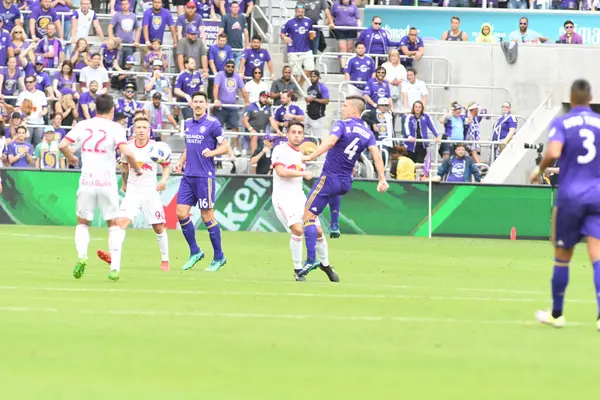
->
[535,310,566,328]
[233,148,242,157]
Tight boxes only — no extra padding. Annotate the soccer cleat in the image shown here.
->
[535,310,566,328]
[205,256,227,272]
[182,251,205,271]
[97,249,111,265]
[296,259,320,278]
[294,269,306,282]
[160,261,170,271]
[108,270,120,281]
[73,259,87,279]
[319,264,340,282]
[329,223,341,239]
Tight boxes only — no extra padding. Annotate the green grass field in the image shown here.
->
[2,224,600,399]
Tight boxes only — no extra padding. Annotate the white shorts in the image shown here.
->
[288,51,315,75]
[305,117,326,141]
[76,187,120,221]
[119,191,165,225]
[273,196,320,233]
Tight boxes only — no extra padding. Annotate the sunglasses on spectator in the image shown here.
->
[565,25,574,29]
[126,90,134,93]
[519,22,527,26]
[225,65,234,68]
[253,71,262,75]
[373,21,381,25]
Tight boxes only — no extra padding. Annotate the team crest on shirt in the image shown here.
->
[200,126,206,133]
[373,34,381,40]
[358,64,368,73]
[16,144,28,154]
[251,58,261,66]
[89,102,97,111]
[38,16,51,30]
[298,26,306,35]
[189,78,200,88]
[152,15,163,30]
[218,50,226,60]
[451,162,465,177]
[226,78,235,89]
[376,88,387,97]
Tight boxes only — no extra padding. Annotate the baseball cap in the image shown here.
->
[152,92,162,99]
[124,83,135,90]
[186,24,199,35]
[259,91,270,98]
[35,55,44,64]
[467,102,479,111]
[453,104,463,111]
[152,59,163,68]
[10,111,22,119]
[125,55,136,65]
[44,126,55,133]
[186,0,196,7]
[377,98,389,106]
[114,112,128,121]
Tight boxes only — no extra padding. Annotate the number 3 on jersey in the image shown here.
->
[578,128,596,164]
[82,129,108,153]
[344,138,360,160]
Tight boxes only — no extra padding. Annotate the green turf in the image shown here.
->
[1,224,600,399]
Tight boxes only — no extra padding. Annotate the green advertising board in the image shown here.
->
[0,170,554,239]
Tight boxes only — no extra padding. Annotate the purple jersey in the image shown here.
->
[0,31,12,66]
[100,43,119,69]
[363,78,391,109]
[219,0,252,13]
[208,44,233,72]
[13,42,30,67]
[110,12,139,44]
[214,70,244,104]
[269,103,304,146]
[142,8,174,44]
[174,70,203,101]
[77,91,96,118]
[24,63,52,91]
[7,141,33,167]
[54,72,76,94]
[183,113,224,178]
[399,35,424,67]
[344,55,375,88]
[241,48,271,77]
[195,0,213,18]
[115,97,143,127]
[176,13,203,32]
[492,113,517,141]
[35,37,62,68]
[322,117,376,178]
[0,3,20,32]
[30,6,58,38]
[281,16,313,53]
[2,67,20,96]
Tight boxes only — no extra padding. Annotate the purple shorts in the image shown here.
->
[553,204,600,248]
[305,174,351,216]
[177,176,216,210]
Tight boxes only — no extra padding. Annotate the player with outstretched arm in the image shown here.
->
[271,122,339,282]
[297,96,389,280]
[59,94,142,281]
[530,79,600,330]
[174,91,230,272]
[96,117,172,271]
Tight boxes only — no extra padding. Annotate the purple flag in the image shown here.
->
[423,151,431,177]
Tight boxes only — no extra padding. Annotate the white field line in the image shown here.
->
[0,305,591,327]
[0,285,592,304]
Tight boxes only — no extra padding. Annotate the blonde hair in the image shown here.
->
[60,94,76,110]
[108,37,122,50]
[387,49,400,63]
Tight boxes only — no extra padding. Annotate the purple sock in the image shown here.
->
[551,259,570,318]
[304,219,318,261]
[179,217,200,255]
[329,195,341,226]
[205,219,224,260]
[593,260,600,319]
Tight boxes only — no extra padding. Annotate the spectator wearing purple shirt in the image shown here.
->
[357,16,399,65]
[559,20,583,44]
[21,51,55,99]
[77,80,98,120]
[208,33,233,74]
[399,27,424,68]
[330,0,360,66]
[114,83,143,126]
[174,56,204,119]
[297,0,334,55]
[0,16,14,66]
[52,0,72,42]
[29,0,62,40]
[240,34,273,78]
[52,60,77,98]
[269,91,305,147]
[143,38,168,71]
[108,0,140,67]
[7,125,33,167]
[50,113,67,140]
[195,0,216,19]
[217,0,254,16]
[109,0,135,14]
[100,38,121,70]
[0,0,22,33]
[280,5,315,86]
[10,26,30,68]
[176,1,205,40]
[34,23,63,69]
[363,67,393,110]
[142,0,177,47]
[344,42,375,94]
[213,59,249,152]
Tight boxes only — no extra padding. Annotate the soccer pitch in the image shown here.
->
[1,225,600,399]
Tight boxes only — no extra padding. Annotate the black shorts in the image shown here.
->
[332,29,357,40]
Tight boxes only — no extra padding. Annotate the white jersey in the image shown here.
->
[66,117,128,190]
[120,139,165,193]
[271,143,306,202]
[73,9,97,40]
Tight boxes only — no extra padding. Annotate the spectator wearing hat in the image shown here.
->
[34,126,65,169]
[362,96,394,142]
[176,23,208,75]
[270,65,300,106]
[214,59,249,153]
[145,59,172,101]
[399,27,424,69]
[0,1,22,34]
[21,50,55,100]
[176,1,205,40]
[431,143,481,183]
[78,80,99,120]
[108,0,141,67]
[174,55,204,119]
[280,4,315,86]
[0,16,14,66]
[115,55,138,91]
[143,38,168,71]
[240,34,273,79]
[142,0,178,53]
[244,66,269,103]
[389,146,415,181]
[144,92,178,133]
[364,66,394,111]
[405,100,439,164]
[115,82,143,126]
[305,69,329,143]
[4,111,22,144]
[558,20,582,44]
[79,53,110,94]
[16,75,48,146]
[439,102,466,159]
[269,90,304,147]
[219,1,249,69]
[7,125,33,167]
[243,90,271,155]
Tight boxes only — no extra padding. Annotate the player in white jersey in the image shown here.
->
[59,94,142,281]
[96,117,172,271]
[271,122,339,282]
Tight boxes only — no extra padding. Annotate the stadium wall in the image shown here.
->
[0,170,554,239]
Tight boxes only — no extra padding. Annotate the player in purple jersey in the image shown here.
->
[530,79,600,330]
[174,91,230,272]
[296,96,389,279]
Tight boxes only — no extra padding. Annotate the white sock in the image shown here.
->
[290,234,303,270]
[75,224,90,260]
[156,231,169,262]
[316,236,329,267]
[108,226,126,272]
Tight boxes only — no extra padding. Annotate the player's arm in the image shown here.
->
[303,134,339,162]
[203,136,230,158]
[59,137,78,166]
[157,164,171,191]
[368,145,388,186]
[118,143,141,175]
[174,148,186,173]
[121,162,129,192]
[273,164,312,179]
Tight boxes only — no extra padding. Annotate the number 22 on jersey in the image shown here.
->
[82,129,108,154]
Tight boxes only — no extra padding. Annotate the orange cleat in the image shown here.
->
[160,261,170,271]
[97,249,112,265]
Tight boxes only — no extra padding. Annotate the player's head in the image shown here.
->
[95,94,115,119]
[191,91,209,118]
[287,122,305,148]
[134,117,150,142]
[571,79,592,107]
[342,96,366,119]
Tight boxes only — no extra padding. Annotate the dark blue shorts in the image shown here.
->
[215,107,240,130]
[553,204,600,248]
[177,176,216,210]
[305,175,351,216]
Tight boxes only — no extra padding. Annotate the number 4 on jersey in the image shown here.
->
[344,137,360,160]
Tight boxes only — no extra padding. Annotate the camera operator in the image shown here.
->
[526,142,558,186]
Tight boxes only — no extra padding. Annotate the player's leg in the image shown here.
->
[143,194,170,271]
[73,188,95,279]
[152,223,170,271]
[177,177,205,270]
[582,208,600,329]
[274,201,304,279]
[97,218,132,265]
[201,178,226,271]
[316,224,339,282]
[100,189,127,281]
[289,223,305,281]
[328,195,342,239]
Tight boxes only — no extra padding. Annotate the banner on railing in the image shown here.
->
[204,20,220,47]
[363,6,599,45]
[0,170,553,239]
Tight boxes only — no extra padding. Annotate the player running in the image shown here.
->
[58,94,142,281]
[531,79,600,330]
[174,91,230,272]
[296,96,389,279]
[96,117,172,271]
[271,122,339,282]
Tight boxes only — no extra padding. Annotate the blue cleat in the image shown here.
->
[182,251,205,271]
[205,256,227,272]
[329,223,341,239]
[296,259,320,278]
